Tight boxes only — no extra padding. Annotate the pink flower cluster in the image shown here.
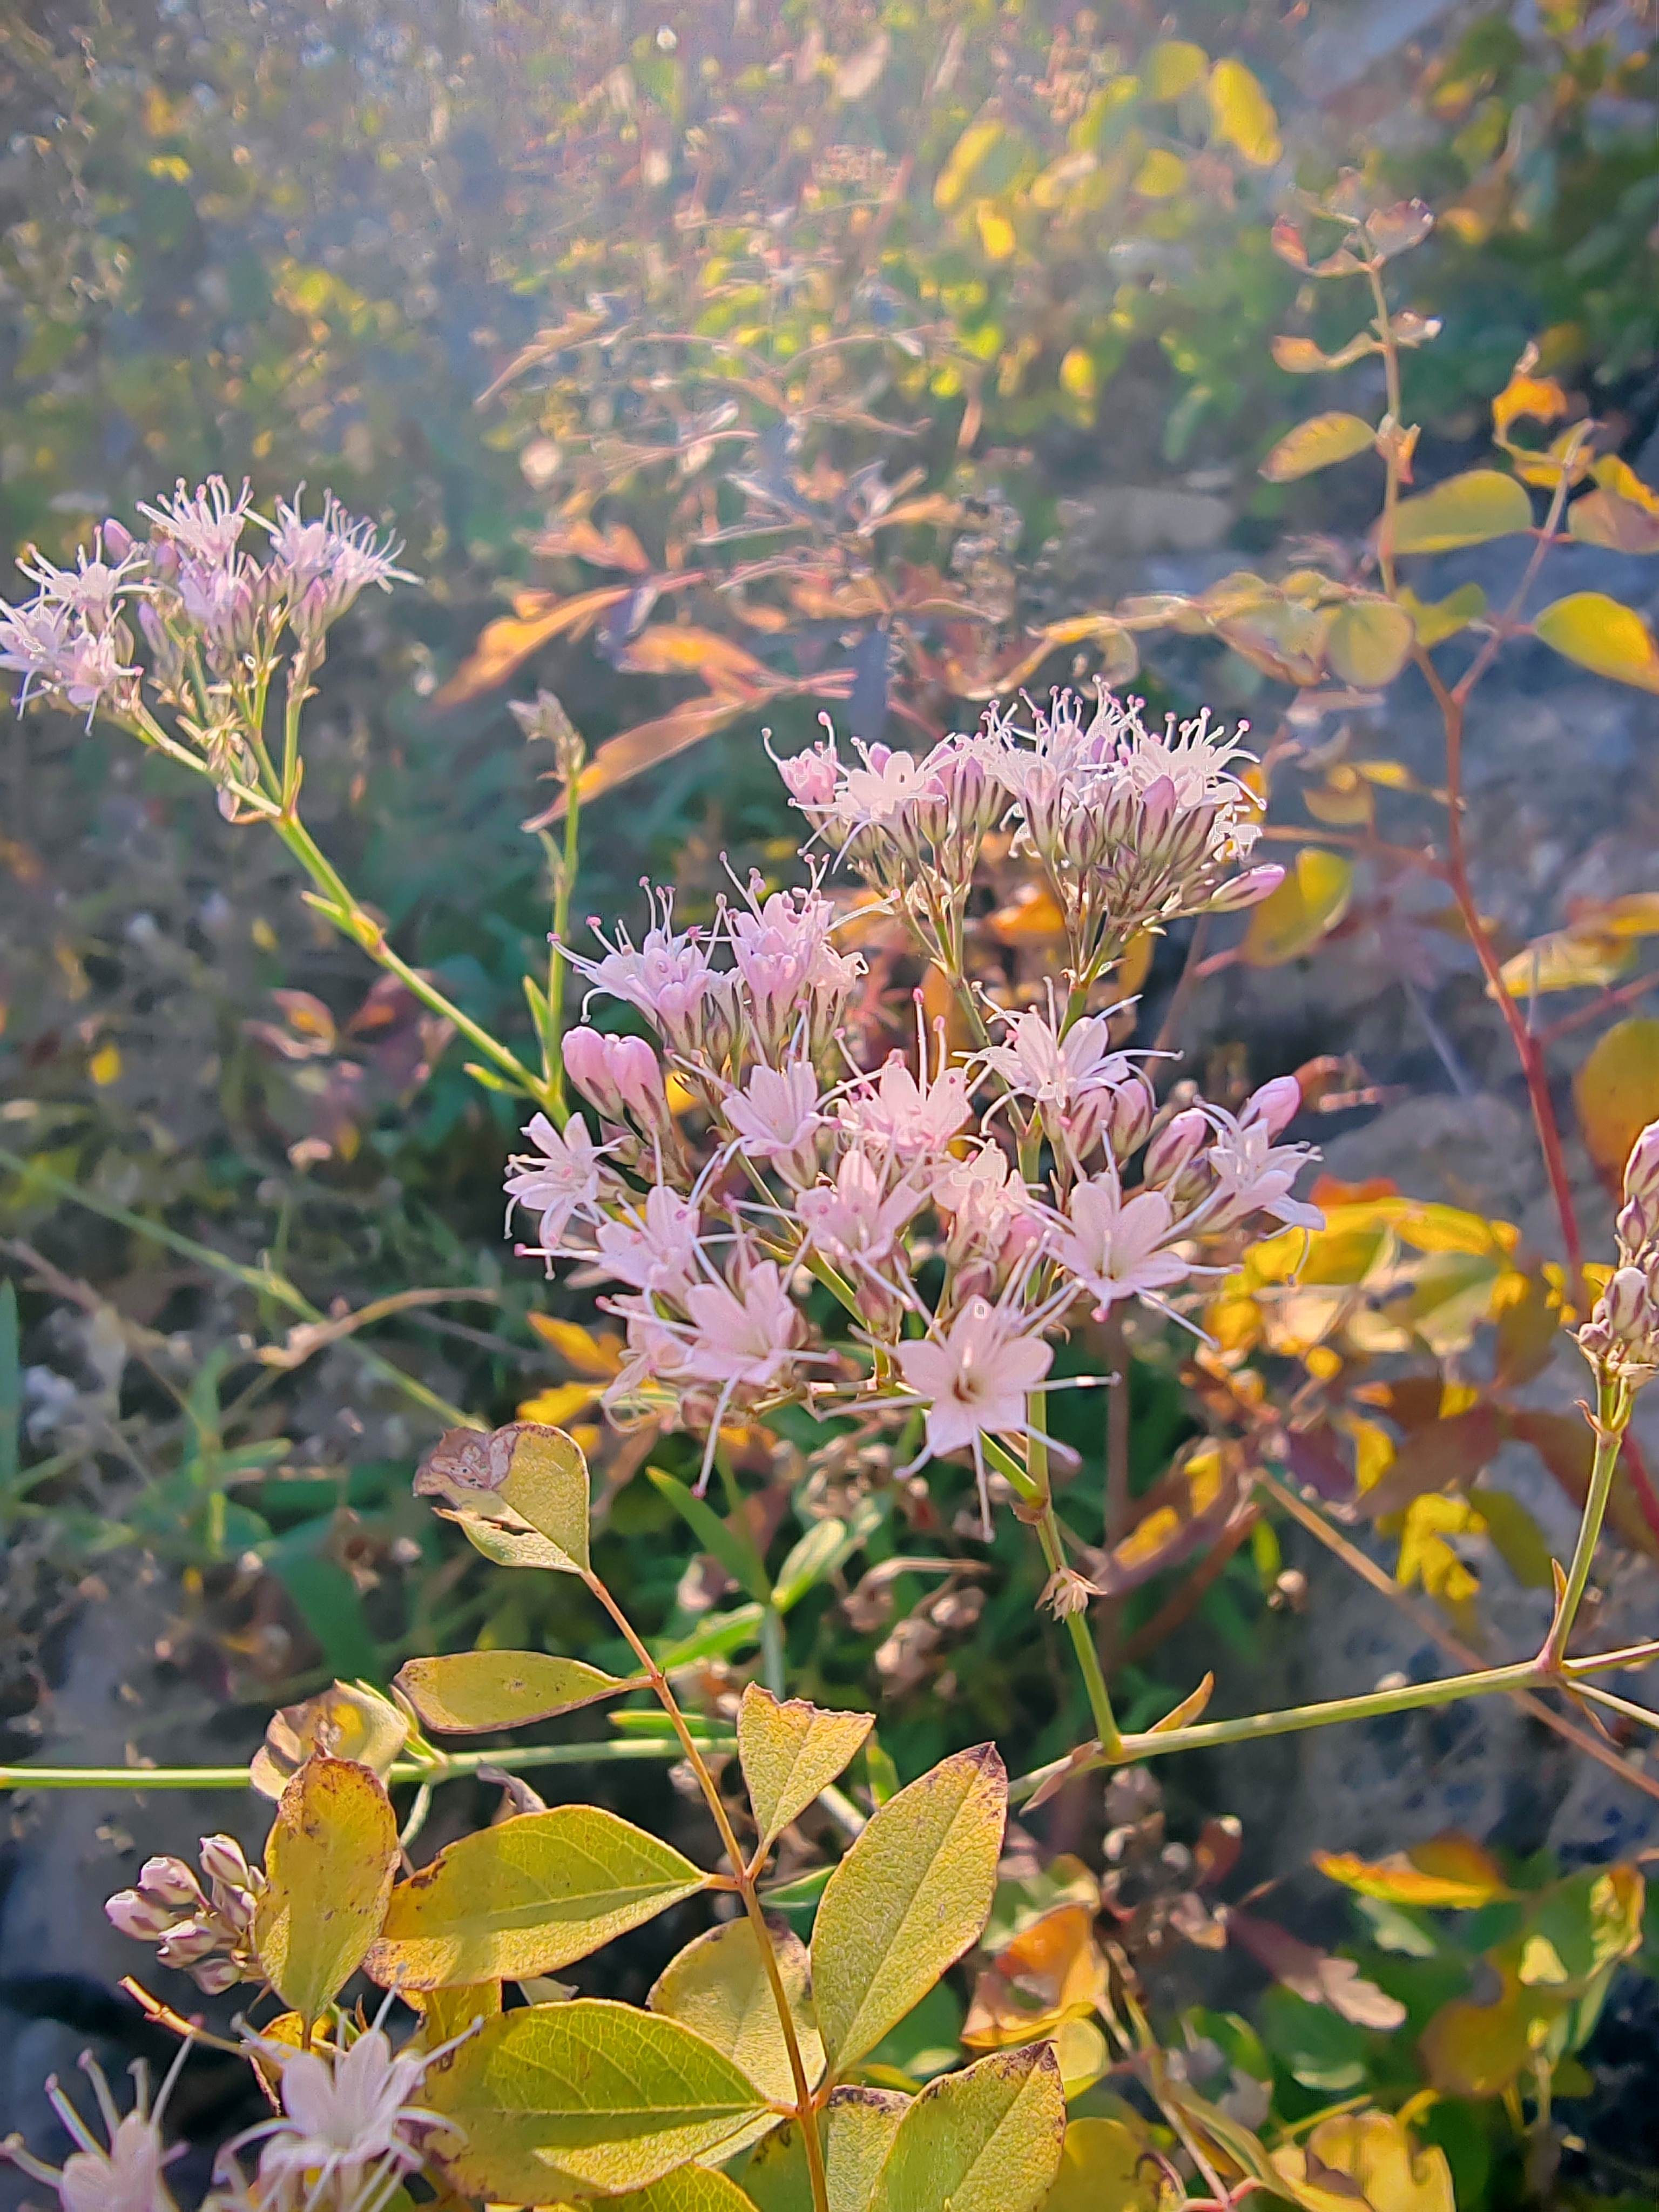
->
[0,477,409,731]
[505,725,1319,1527]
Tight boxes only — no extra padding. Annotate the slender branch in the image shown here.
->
[1028,1419,1123,1758]
[0,1738,707,1793]
[1544,1369,1632,1665]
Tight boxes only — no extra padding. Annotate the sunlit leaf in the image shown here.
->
[1314,1833,1513,1909]
[1365,199,1434,259]
[616,626,773,690]
[650,1914,824,2103]
[1259,413,1374,483]
[1400,581,1486,648]
[253,1756,398,2025]
[367,1806,708,1989]
[739,1684,874,1853]
[868,2044,1065,2212]
[548,2169,761,2212]
[1569,455,1659,555]
[1132,149,1186,199]
[1207,58,1281,166]
[1272,2110,1452,2212]
[1325,595,1414,686]
[423,1998,769,2200]
[1574,1016,1659,1185]
[394,1651,633,1734]
[1495,927,1633,998]
[537,692,762,822]
[812,1743,1006,2073]
[962,1905,1108,2050]
[1387,470,1533,554]
[531,519,653,575]
[1534,591,1659,692]
[1143,40,1209,100]
[744,2089,911,2212]
[935,120,1004,211]
[1241,849,1353,967]
[1272,332,1379,374]
[1043,2117,1161,2212]
[437,585,631,705]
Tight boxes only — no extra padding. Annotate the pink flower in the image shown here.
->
[565,889,728,1051]
[722,1058,822,1184]
[976,1007,1135,1111]
[1051,1172,1190,1314]
[2,2048,190,2212]
[725,876,862,1047]
[932,1144,1037,1268]
[563,1026,667,1127]
[503,1112,608,1248]
[220,2027,444,2212]
[773,731,841,810]
[1203,1120,1321,1231]
[594,1184,703,1299]
[894,1299,1055,1528]
[831,742,933,832]
[797,1148,922,1267]
[137,475,254,564]
[840,1049,973,1160]
[680,1261,804,1393]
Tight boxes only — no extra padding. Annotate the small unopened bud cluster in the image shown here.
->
[104,1834,265,1994]
[1579,1120,1659,1385]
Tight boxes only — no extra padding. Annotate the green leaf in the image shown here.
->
[743,2088,911,2212]
[1325,595,1415,686]
[739,1684,874,1854]
[500,1424,591,1567]
[394,1650,633,1733]
[1401,581,1486,648]
[549,2169,761,2211]
[367,1806,709,1990]
[1534,591,1659,693]
[253,1756,398,2026]
[422,1998,770,2200]
[1143,39,1209,100]
[649,1467,771,1604]
[1388,471,1533,554]
[438,1505,583,1573]
[811,1743,1006,2075]
[650,1915,825,2106]
[1259,413,1374,483]
[1043,2117,1161,2212]
[1208,57,1281,166]
[868,2044,1065,2212]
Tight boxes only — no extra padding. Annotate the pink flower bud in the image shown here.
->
[1208,864,1285,912]
[136,1855,204,1910]
[189,1955,246,1995]
[105,1889,176,1941]
[562,1025,625,1118]
[156,1921,220,1966]
[609,1033,667,1123]
[1602,1265,1651,1345]
[1144,1106,1209,1186]
[102,519,136,563]
[198,1834,252,1891]
[1242,1075,1301,1141]
[1139,772,1178,843]
[1625,1122,1659,1211]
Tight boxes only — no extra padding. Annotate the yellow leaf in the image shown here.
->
[253,1756,399,2026]
[1241,848,1353,967]
[500,1422,591,1568]
[811,1743,1006,2073]
[367,1805,709,1989]
[1534,591,1659,692]
[936,120,1004,211]
[738,1684,874,1853]
[1568,455,1659,555]
[1496,927,1633,999]
[1314,1833,1513,1910]
[516,1382,599,1426]
[975,202,1017,261]
[1208,58,1282,166]
[422,1981,501,2045]
[1492,362,1569,448]
[986,882,1067,944]
[1325,596,1415,687]
[1057,346,1097,402]
[87,1042,122,1086]
[745,2087,909,2210]
[616,626,771,691]
[1272,2111,1453,2212]
[1132,149,1186,199]
[1304,765,1373,828]
[1400,581,1486,647]
[1419,1965,1537,2097]
[526,1313,625,1375]
[395,1650,633,1734]
[1259,412,1375,483]
[436,585,631,705]
[1574,1016,1659,1184]
[1144,40,1209,100]
[962,1904,1109,2050]
[868,2044,1065,2212]
[650,1916,824,2105]
[1044,2117,1161,2212]
[1388,470,1534,554]
[1394,1493,1483,1624]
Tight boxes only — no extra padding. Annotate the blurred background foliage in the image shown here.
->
[5,2,1659,2200]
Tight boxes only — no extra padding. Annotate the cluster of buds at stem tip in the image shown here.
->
[104,1834,265,1994]
[1579,1118,1659,1385]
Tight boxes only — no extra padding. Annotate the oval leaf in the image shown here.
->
[1241,849,1353,968]
[1272,2111,1452,2212]
[1314,1835,1512,1910]
[744,2088,911,2212]
[549,2169,761,2212]
[811,1743,1006,2074]
[499,1424,591,1566]
[650,1914,824,2104]
[253,1756,398,2025]
[739,1684,874,1853]
[1388,471,1533,555]
[1259,413,1375,483]
[1534,591,1659,693]
[1325,596,1415,687]
[1044,2117,1162,2212]
[422,1998,768,2200]
[1208,58,1282,166]
[395,1650,633,1734]
[869,2044,1066,2212]
[1574,1016,1659,1185]
[367,1806,709,1990]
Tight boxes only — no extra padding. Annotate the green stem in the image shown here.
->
[1026,1395,1123,1757]
[1544,1368,1632,1667]
[1010,1638,1659,1803]
[0,1737,712,1793]
[0,1144,473,1430]
[542,779,582,1122]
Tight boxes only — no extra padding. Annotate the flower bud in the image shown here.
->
[562,1025,626,1118]
[1041,1567,1095,1621]
[188,1955,246,1996]
[136,1854,204,1910]
[156,1921,220,1966]
[101,518,136,563]
[105,1889,177,1941]
[1602,1265,1651,1346]
[197,1833,252,1892]
[1144,1106,1210,1186]
[1241,1074,1302,1141]
[1617,1196,1658,1257]
[1625,1121,1659,1212]
[1208,863,1285,912]
[609,1033,667,1125]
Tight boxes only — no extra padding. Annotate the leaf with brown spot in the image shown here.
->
[253,1756,398,2024]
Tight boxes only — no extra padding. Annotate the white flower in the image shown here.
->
[839,1049,973,1161]
[1051,1171,1190,1315]
[797,1147,922,1267]
[1203,1120,1321,1231]
[503,1112,609,1248]
[831,742,933,832]
[721,1058,822,1182]
[221,2028,443,2212]
[137,476,255,565]
[3,2049,188,2212]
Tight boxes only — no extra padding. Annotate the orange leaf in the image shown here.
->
[436,585,631,705]
[529,692,765,824]
[614,625,773,693]
[1314,1833,1512,1910]
[531,518,653,574]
